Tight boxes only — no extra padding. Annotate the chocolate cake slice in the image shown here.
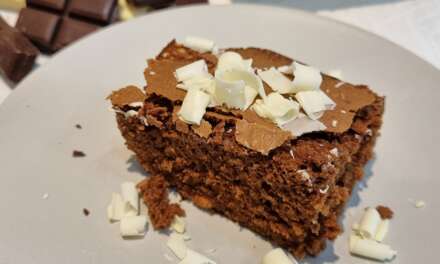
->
[108,39,384,258]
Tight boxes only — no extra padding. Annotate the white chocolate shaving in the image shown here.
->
[359,208,382,239]
[329,148,339,157]
[175,60,208,82]
[257,68,295,94]
[171,216,186,234]
[182,36,216,53]
[281,113,326,137]
[128,102,144,108]
[415,200,426,208]
[375,219,389,242]
[295,90,336,120]
[349,234,397,261]
[167,233,188,260]
[107,192,125,222]
[121,182,139,216]
[291,62,322,92]
[277,65,293,74]
[216,51,252,73]
[178,88,211,125]
[327,69,343,79]
[214,69,262,109]
[124,110,138,118]
[251,93,300,126]
[120,215,148,237]
[261,248,296,264]
[176,72,214,91]
[178,249,216,264]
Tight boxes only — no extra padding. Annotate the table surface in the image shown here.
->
[1,0,440,104]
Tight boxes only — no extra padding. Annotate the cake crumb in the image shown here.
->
[376,205,393,219]
[73,150,86,157]
[75,124,82,129]
[329,148,339,157]
[83,208,90,216]
[42,193,49,199]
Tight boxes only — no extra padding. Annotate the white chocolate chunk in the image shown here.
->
[107,192,125,222]
[178,249,216,264]
[128,102,144,108]
[175,60,208,82]
[359,208,382,239]
[216,51,252,72]
[281,113,326,137]
[171,216,186,234]
[415,200,426,208]
[375,219,389,242]
[214,69,262,109]
[252,93,300,126]
[182,36,216,53]
[258,68,295,94]
[261,248,296,264]
[121,182,139,216]
[329,148,339,157]
[177,73,215,91]
[277,65,293,74]
[120,215,148,237]
[291,62,323,92]
[124,110,138,118]
[295,90,336,120]
[167,233,188,260]
[178,89,211,125]
[327,69,343,79]
[349,234,397,261]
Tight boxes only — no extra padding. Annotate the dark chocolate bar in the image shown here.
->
[127,0,175,9]
[0,16,39,83]
[16,0,118,53]
[175,0,207,5]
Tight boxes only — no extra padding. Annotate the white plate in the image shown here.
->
[0,4,438,264]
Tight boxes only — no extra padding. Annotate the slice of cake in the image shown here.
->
[108,38,384,258]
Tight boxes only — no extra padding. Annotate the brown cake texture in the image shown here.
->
[108,40,384,258]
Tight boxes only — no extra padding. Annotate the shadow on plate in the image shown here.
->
[126,155,149,177]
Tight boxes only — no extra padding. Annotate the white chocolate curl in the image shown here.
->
[281,113,326,137]
[261,248,296,264]
[178,88,211,125]
[107,192,125,222]
[171,216,186,234]
[258,68,295,94]
[175,60,208,82]
[359,207,382,239]
[216,51,253,72]
[252,93,300,126]
[167,233,188,260]
[295,90,336,120]
[291,62,322,92]
[121,182,139,216]
[120,215,148,237]
[349,235,397,261]
[375,219,390,242]
[182,36,217,53]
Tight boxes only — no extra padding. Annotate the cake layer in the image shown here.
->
[115,91,383,258]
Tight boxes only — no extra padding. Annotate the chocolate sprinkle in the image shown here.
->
[72,150,86,157]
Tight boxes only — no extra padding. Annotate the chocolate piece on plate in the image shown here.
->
[0,16,39,83]
[15,0,118,53]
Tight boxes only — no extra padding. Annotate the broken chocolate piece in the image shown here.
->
[128,0,175,8]
[175,0,207,5]
[82,208,90,216]
[0,16,39,83]
[72,150,86,157]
